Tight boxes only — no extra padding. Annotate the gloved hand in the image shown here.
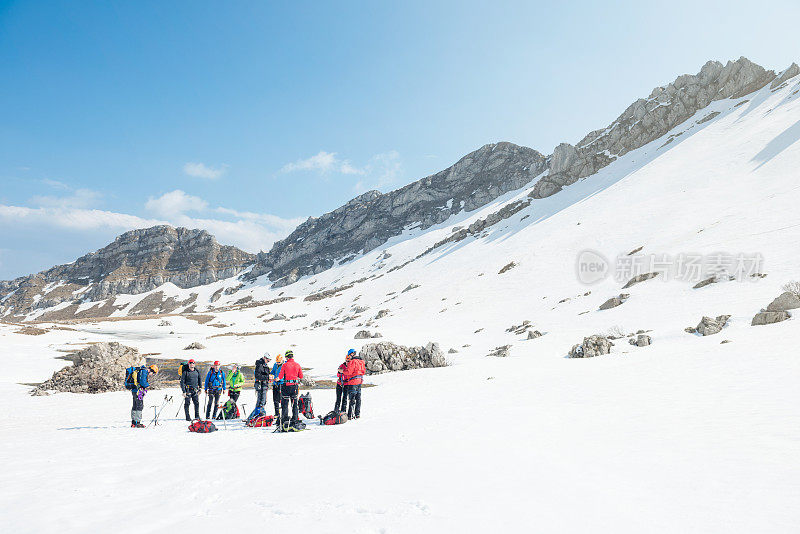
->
[137,388,145,400]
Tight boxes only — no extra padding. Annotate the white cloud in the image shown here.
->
[281,151,365,175]
[145,190,208,218]
[353,151,403,193]
[183,162,227,179]
[0,204,164,232]
[31,188,102,209]
[215,207,305,232]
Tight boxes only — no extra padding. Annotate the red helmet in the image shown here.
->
[213,360,220,366]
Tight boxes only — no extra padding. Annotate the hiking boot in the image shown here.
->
[132,422,144,428]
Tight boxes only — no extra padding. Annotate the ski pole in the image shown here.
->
[220,398,227,430]
[202,390,207,420]
[175,393,184,418]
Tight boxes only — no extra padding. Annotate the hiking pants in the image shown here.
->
[272,383,282,417]
[254,381,268,409]
[229,390,241,403]
[184,389,199,420]
[280,384,299,425]
[131,389,144,424]
[335,384,347,412]
[347,384,362,419]
[206,389,221,419]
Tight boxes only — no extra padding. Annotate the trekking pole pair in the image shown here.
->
[148,395,172,427]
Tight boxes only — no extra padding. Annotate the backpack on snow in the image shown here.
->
[245,415,274,427]
[320,410,348,426]
[298,393,314,419]
[124,366,140,390]
[188,420,217,433]
[215,400,240,420]
[276,419,306,432]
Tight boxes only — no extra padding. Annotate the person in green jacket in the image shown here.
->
[227,363,245,403]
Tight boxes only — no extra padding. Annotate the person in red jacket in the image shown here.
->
[277,349,303,426]
[343,349,366,419]
[334,350,352,413]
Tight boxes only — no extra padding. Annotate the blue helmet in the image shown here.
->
[347,349,356,356]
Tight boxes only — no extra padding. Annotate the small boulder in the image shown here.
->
[354,330,381,339]
[766,292,800,312]
[527,330,543,339]
[628,334,651,347]
[599,293,630,310]
[693,315,731,336]
[569,335,613,358]
[487,345,511,358]
[184,342,206,350]
[622,272,659,288]
[751,311,791,326]
[448,348,458,354]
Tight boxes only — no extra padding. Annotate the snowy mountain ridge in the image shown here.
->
[1,56,798,323]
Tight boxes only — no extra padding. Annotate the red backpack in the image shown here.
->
[188,420,217,433]
[245,415,274,428]
[298,393,315,419]
[320,411,348,425]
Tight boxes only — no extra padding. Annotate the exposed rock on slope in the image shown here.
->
[360,342,446,374]
[569,335,613,358]
[0,226,254,319]
[31,342,143,395]
[249,143,548,284]
[532,57,777,199]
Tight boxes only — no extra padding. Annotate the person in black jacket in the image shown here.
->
[180,359,202,421]
[253,353,271,412]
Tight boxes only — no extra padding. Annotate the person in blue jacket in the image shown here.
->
[204,361,226,419]
[129,364,158,428]
[270,354,284,418]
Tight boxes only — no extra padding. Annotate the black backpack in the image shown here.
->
[298,393,314,419]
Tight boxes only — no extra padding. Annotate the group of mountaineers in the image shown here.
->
[125,348,366,432]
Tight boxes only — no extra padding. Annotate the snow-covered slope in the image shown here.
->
[1,66,800,532]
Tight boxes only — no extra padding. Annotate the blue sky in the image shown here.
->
[1,0,799,279]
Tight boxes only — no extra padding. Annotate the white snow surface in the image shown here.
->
[2,79,800,532]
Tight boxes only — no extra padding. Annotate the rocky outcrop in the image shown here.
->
[599,293,630,310]
[247,142,548,284]
[31,342,143,395]
[569,335,613,358]
[360,342,446,374]
[622,272,660,289]
[184,342,206,350]
[532,57,776,199]
[751,311,791,326]
[1,226,254,319]
[487,345,511,357]
[354,330,382,339]
[765,291,800,312]
[629,334,652,347]
[687,315,731,336]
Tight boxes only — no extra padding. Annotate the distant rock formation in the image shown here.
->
[0,226,254,319]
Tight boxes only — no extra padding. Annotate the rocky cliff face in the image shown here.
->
[249,57,786,286]
[0,226,254,318]
[250,142,548,284]
[532,57,777,198]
